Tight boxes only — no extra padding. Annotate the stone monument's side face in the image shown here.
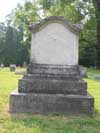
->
[31,23,79,65]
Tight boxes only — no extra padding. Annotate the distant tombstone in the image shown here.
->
[10,16,94,115]
[10,64,16,72]
[79,66,88,78]
[23,61,27,68]
[15,70,26,75]
[94,75,100,79]
[1,64,4,68]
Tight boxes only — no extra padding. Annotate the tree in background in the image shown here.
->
[13,1,40,45]
[39,0,97,67]
[0,22,30,66]
[92,0,100,68]
[38,0,83,23]
[0,1,39,66]
[0,23,6,64]
[0,0,100,68]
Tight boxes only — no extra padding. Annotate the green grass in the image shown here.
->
[0,67,100,133]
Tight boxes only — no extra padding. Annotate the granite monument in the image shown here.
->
[9,16,94,115]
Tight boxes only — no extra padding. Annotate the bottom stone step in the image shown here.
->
[9,90,94,115]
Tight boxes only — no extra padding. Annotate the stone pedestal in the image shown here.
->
[10,91,94,115]
[9,63,94,115]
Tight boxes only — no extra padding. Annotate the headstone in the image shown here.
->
[15,70,26,75]
[10,16,94,115]
[10,64,16,72]
[1,64,4,68]
[23,61,27,68]
[94,75,100,79]
[79,66,88,78]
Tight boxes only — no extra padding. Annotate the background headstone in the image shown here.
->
[79,65,88,78]
[10,64,16,72]
[15,69,26,75]
[0,64,4,68]
[94,75,100,79]
[23,61,27,68]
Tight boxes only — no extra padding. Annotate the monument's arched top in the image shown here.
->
[29,16,82,35]
[30,16,81,65]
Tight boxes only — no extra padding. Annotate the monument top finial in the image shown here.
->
[29,16,82,34]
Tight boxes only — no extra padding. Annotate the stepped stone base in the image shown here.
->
[9,64,94,115]
[18,78,87,95]
[9,90,94,115]
[18,64,87,95]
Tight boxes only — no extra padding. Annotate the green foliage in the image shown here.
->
[0,0,99,67]
[0,23,29,66]
[13,2,40,45]
[39,0,83,23]
[0,1,40,66]
[79,13,97,67]
[92,0,100,68]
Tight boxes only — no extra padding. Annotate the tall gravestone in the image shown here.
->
[10,16,94,115]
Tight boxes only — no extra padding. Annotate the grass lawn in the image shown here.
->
[0,68,100,133]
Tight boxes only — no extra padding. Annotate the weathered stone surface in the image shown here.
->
[18,63,87,95]
[27,64,80,79]
[9,16,94,115]
[18,77,87,95]
[27,63,80,75]
[30,16,81,65]
[29,16,82,34]
[10,91,94,115]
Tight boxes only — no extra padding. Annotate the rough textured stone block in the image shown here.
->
[18,78,87,95]
[27,63,80,75]
[10,90,94,115]
[18,64,87,95]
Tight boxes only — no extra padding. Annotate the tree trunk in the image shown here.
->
[93,0,100,69]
